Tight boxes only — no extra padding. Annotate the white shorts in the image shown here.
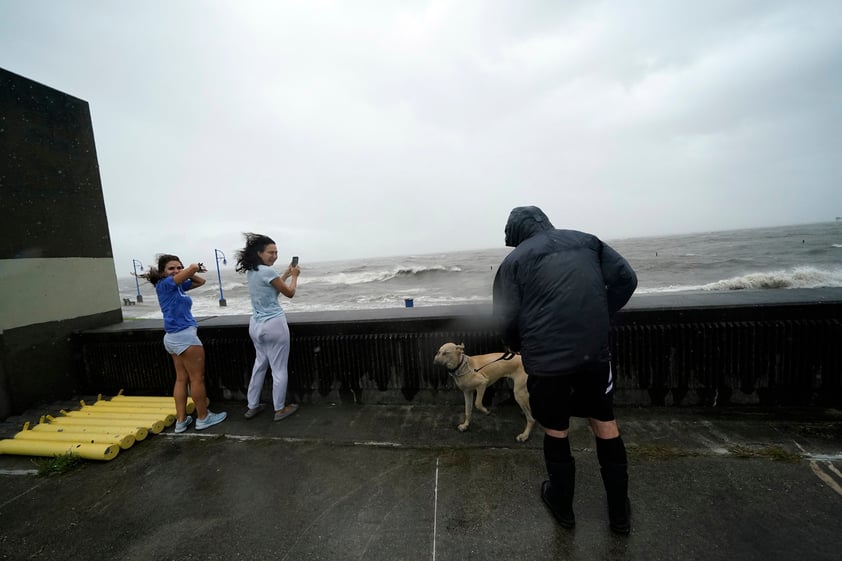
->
[163,326,202,355]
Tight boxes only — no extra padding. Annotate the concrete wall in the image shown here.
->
[0,68,122,417]
[77,290,842,408]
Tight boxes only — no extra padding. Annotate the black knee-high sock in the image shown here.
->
[595,435,627,467]
[596,435,630,532]
[544,433,573,465]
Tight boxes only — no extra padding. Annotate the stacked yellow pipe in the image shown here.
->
[0,392,203,461]
[109,394,196,414]
[0,439,119,460]
[14,428,135,450]
[48,414,165,435]
[90,402,187,418]
[30,420,148,441]
[68,406,176,427]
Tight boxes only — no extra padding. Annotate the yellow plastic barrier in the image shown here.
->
[111,393,176,402]
[111,393,201,411]
[0,439,119,461]
[88,403,175,414]
[91,400,192,415]
[111,394,194,404]
[47,415,165,434]
[66,408,175,427]
[32,421,148,441]
[0,392,206,460]
[14,429,135,450]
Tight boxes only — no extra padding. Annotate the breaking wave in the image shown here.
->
[638,266,842,293]
[311,265,462,286]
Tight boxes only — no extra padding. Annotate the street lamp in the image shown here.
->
[214,249,228,307]
[131,259,144,303]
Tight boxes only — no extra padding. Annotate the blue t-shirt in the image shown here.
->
[156,276,197,333]
[247,264,285,322]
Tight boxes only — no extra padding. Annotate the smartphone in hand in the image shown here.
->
[291,256,299,267]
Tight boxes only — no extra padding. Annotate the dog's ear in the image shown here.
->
[457,342,464,351]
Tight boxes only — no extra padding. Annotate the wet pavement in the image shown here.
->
[1,401,841,561]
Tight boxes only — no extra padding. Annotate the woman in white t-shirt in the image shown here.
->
[235,233,301,421]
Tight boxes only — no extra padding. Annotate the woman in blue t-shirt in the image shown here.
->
[145,254,227,432]
[235,234,301,421]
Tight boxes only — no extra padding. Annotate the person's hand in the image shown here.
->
[195,263,208,273]
[291,265,301,277]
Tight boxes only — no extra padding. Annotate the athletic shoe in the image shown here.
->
[174,416,193,433]
[195,410,227,430]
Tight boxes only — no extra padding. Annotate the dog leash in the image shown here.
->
[473,352,517,372]
[448,352,517,378]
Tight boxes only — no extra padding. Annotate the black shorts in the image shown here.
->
[527,362,616,431]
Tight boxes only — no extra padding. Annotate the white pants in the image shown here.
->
[247,315,290,410]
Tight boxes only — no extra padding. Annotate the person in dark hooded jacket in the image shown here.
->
[493,205,637,534]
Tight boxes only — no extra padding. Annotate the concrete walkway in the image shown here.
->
[1,402,841,561]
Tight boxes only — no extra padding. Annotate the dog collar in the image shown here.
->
[447,355,468,378]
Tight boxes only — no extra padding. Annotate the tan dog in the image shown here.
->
[433,342,535,442]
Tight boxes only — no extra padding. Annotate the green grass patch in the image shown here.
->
[32,452,83,476]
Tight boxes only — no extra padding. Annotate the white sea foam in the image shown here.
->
[310,265,462,286]
[119,221,842,318]
[703,267,842,291]
[637,266,842,294]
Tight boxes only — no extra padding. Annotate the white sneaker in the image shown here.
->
[174,416,193,433]
[195,411,227,430]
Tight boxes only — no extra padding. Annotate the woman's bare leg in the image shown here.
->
[179,345,209,419]
[171,354,189,422]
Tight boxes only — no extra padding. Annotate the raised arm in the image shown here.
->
[270,264,300,298]
[174,263,207,289]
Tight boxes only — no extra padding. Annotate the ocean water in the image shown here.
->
[120,221,842,320]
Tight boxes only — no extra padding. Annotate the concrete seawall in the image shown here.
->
[74,288,842,409]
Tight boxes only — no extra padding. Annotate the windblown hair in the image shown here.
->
[235,233,275,273]
[141,254,182,286]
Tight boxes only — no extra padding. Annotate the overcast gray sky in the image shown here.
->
[3,0,841,275]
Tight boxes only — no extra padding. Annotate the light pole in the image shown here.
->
[131,259,144,303]
[214,249,228,307]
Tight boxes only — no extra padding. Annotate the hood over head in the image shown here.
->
[504,206,555,247]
